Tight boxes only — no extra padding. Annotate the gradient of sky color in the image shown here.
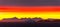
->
[0,6,60,20]
[0,0,60,20]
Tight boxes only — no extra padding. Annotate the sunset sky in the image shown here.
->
[0,6,60,20]
[0,0,60,20]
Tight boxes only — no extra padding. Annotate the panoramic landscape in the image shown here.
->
[0,0,60,27]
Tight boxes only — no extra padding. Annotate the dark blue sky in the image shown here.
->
[0,0,60,6]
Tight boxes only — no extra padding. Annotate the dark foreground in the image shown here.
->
[0,22,60,27]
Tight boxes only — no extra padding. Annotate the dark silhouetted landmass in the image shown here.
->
[1,17,60,22]
[0,17,60,27]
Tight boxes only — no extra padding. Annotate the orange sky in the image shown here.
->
[0,6,60,20]
[0,6,60,12]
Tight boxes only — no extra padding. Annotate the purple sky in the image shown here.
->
[0,0,60,6]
